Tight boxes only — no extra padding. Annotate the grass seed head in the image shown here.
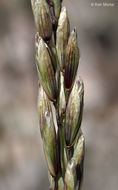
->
[31,0,85,188]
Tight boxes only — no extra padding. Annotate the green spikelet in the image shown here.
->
[56,7,70,72]
[64,29,80,90]
[31,0,52,41]
[35,33,58,102]
[65,78,84,147]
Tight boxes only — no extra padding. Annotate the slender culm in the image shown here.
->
[31,0,85,189]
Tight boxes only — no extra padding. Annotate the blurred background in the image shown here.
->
[0,0,118,190]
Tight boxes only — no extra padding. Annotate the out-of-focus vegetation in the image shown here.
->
[0,0,118,190]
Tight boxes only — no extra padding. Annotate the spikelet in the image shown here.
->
[38,86,58,176]
[64,29,80,90]
[31,0,52,41]
[65,78,84,147]
[56,7,70,72]
[35,33,58,102]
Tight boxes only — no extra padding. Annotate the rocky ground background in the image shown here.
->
[0,0,118,190]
